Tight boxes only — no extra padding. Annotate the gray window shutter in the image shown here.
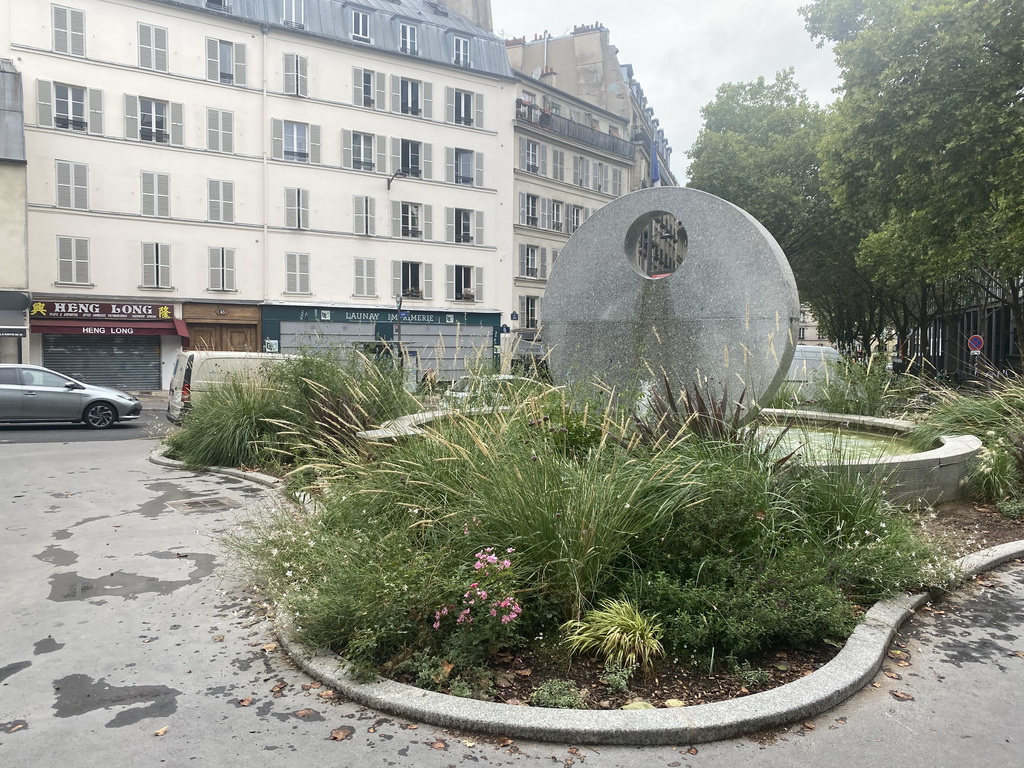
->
[73,162,88,209]
[309,124,321,164]
[284,54,296,94]
[142,243,157,286]
[376,134,386,174]
[445,87,455,123]
[154,27,168,72]
[271,118,283,159]
[422,143,432,179]
[445,265,455,300]
[207,179,220,220]
[221,181,233,222]
[391,137,400,173]
[354,257,366,295]
[159,246,171,287]
[518,192,527,225]
[353,194,365,234]
[206,38,219,82]
[519,244,527,276]
[445,146,454,183]
[445,207,454,242]
[474,266,483,302]
[474,93,484,130]
[474,210,484,247]
[366,197,376,235]
[300,189,309,228]
[540,145,548,176]
[53,7,70,53]
[234,43,247,86]
[423,205,432,241]
[69,9,85,56]
[141,171,154,215]
[170,102,184,146]
[208,247,220,289]
[139,24,153,69]
[56,161,73,208]
[157,173,170,217]
[124,94,139,140]
[58,237,73,283]
[207,108,220,150]
[37,80,53,127]
[519,137,527,170]
[519,295,528,325]
[297,55,308,96]
[286,253,297,293]
[540,197,551,230]
[221,110,234,153]
[540,248,548,279]
[365,257,376,294]
[224,249,236,290]
[423,82,433,119]
[286,187,298,227]
[375,72,386,110]
[390,76,400,113]
[474,151,484,187]
[342,130,352,168]
[87,89,103,134]
[299,254,310,293]
[423,263,433,299]
[391,200,401,237]
[352,67,363,104]
[391,260,401,298]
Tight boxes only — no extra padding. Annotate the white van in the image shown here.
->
[166,350,292,424]
[786,345,842,389]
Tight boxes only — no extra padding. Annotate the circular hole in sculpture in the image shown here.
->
[626,212,688,279]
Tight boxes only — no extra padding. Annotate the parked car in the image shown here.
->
[166,350,293,425]
[0,364,141,429]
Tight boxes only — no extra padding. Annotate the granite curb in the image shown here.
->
[147,445,1024,745]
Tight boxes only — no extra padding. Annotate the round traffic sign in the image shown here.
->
[968,334,984,351]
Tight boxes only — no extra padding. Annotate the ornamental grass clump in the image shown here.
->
[562,598,664,672]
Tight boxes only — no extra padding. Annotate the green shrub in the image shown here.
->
[598,660,636,696]
[812,355,916,417]
[530,679,585,709]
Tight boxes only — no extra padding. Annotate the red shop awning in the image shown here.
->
[31,318,189,337]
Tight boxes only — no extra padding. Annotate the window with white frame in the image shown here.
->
[569,205,584,234]
[354,257,376,296]
[52,83,87,131]
[138,24,168,71]
[353,195,376,235]
[351,9,370,41]
[207,179,234,222]
[520,244,547,279]
[55,161,88,210]
[399,261,425,297]
[141,171,170,217]
[453,36,470,67]
[401,139,422,176]
[283,0,304,29]
[286,252,310,293]
[400,23,418,55]
[284,53,308,96]
[141,243,171,288]
[208,247,236,291]
[400,78,422,115]
[139,97,170,143]
[354,67,380,107]
[401,202,421,238]
[283,120,308,162]
[57,236,90,284]
[352,132,374,171]
[520,295,540,329]
[285,187,309,229]
[573,155,591,187]
[52,6,85,56]
[452,265,475,300]
[206,39,246,85]
[454,148,473,185]
[454,208,472,243]
[550,201,563,232]
[451,88,474,126]
[207,108,234,152]
[521,194,539,227]
[524,140,539,173]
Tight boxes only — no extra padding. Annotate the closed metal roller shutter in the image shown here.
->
[42,334,162,390]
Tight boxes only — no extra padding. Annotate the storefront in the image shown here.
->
[261,304,502,382]
[181,302,261,351]
[29,300,188,390]
[0,291,30,363]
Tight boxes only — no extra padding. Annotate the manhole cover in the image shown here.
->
[167,497,241,513]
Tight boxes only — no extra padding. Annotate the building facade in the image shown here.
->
[2,0,516,387]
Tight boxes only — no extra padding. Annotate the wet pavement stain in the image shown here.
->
[138,481,216,518]
[52,529,72,541]
[0,661,31,684]
[33,637,65,655]
[52,674,181,727]
[1,720,29,734]
[33,544,79,566]
[47,552,216,602]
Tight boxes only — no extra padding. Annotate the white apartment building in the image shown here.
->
[1,0,516,388]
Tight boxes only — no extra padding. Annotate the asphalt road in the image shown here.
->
[0,395,173,444]
[1,437,1021,767]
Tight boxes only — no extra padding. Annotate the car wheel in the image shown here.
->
[83,401,117,429]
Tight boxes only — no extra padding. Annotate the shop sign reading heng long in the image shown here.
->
[30,302,173,320]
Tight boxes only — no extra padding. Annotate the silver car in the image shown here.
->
[0,364,142,429]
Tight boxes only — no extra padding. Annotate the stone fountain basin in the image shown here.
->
[760,409,982,505]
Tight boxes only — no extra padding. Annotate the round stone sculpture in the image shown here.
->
[542,186,799,419]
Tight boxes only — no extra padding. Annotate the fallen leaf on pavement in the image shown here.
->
[687,747,698,755]
[294,708,317,718]
[271,680,287,693]
[430,739,448,750]
[400,724,418,731]
[212,635,225,643]
[498,737,513,746]
[318,690,338,700]
[890,691,914,701]
[153,725,169,737]
[1011,651,1024,660]
[329,726,354,741]
[238,698,253,707]
[261,643,278,652]
[883,670,903,680]
[803,722,816,730]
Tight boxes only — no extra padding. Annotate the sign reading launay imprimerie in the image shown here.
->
[30,301,174,320]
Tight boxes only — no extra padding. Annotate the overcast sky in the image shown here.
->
[490,0,842,180]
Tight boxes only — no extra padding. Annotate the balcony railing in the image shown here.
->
[516,103,633,159]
